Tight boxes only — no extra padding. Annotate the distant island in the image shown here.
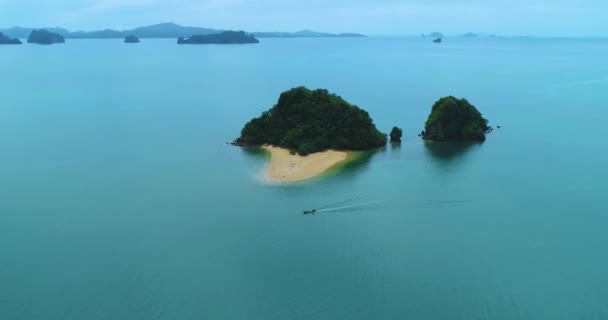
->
[124,35,140,43]
[235,87,387,182]
[0,23,365,40]
[0,32,21,44]
[27,29,65,45]
[253,30,365,38]
[178,31,259,44]
[423,32,444,38]
[461,32,502,38]
[422,96,491,141]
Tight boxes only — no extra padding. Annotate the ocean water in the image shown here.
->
[1,37,607,319]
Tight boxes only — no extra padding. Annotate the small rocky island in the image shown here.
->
[236,87,387,155]
[422,96,490,141]
[27,29,65,45]
[124,35,140,43]
[390,127,403,142]
[178,31,259,45]
[0,32,22,44]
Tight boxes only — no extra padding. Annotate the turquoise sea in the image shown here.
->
[1,37,608,319]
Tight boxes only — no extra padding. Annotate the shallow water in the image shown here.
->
[1,37,607,319]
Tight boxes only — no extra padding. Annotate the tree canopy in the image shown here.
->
[237,87,387,155]
[423,96,489,141]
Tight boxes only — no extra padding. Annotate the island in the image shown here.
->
[124,35,140,43]
[235,87,387,182]
[423,32,444,38]
[433,38,442,43]
[422,96,490,141]
[390,127,403,142]
[253,30,366,38]
[0,32,21,44]
[27,29,65,45]
[177,31,259,44]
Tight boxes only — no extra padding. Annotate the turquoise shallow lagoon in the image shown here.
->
[1,37,607,319]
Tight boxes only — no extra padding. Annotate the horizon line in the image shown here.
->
[1,22,605,39]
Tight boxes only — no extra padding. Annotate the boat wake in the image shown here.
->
[315,195,367,211]
[316,199,389,213]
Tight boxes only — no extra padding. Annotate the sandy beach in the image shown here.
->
[261,145,349,182]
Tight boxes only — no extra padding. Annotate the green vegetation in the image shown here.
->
[177,31,259,44]
[423,96,490,141]
[237,87,387,155]
[390,127,403,142]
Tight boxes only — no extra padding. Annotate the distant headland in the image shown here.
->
[234,87,387,182]
[0,23,366,40]
[178,31,259,44]
[0,32,21,44]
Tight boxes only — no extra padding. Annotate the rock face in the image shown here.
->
[178,31,259,44]
[237,87,387,155]
[27,29,65,45]
[422,96,490,141]
[124,35,140,43]
[0,32,22,44]
[390,127,403,142]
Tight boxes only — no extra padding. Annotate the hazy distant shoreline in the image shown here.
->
[0,23,366,40]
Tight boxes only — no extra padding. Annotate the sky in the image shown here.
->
[0,0,606,36]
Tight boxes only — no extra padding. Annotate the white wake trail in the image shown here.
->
[316,199,389,212]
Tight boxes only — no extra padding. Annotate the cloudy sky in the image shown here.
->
[0,0,606,36]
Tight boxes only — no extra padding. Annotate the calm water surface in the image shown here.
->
[1,37,608,319]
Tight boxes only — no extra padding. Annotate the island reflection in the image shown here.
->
[423,141,482,164]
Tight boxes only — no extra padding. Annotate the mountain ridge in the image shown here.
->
[0,23,365,39]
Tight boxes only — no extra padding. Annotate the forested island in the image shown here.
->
[178,31,259,44]
[236,87,387,155]
[27,29,65,45]
[422,96,490,141]
[0,32,21,44]
[124,35,140,43]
